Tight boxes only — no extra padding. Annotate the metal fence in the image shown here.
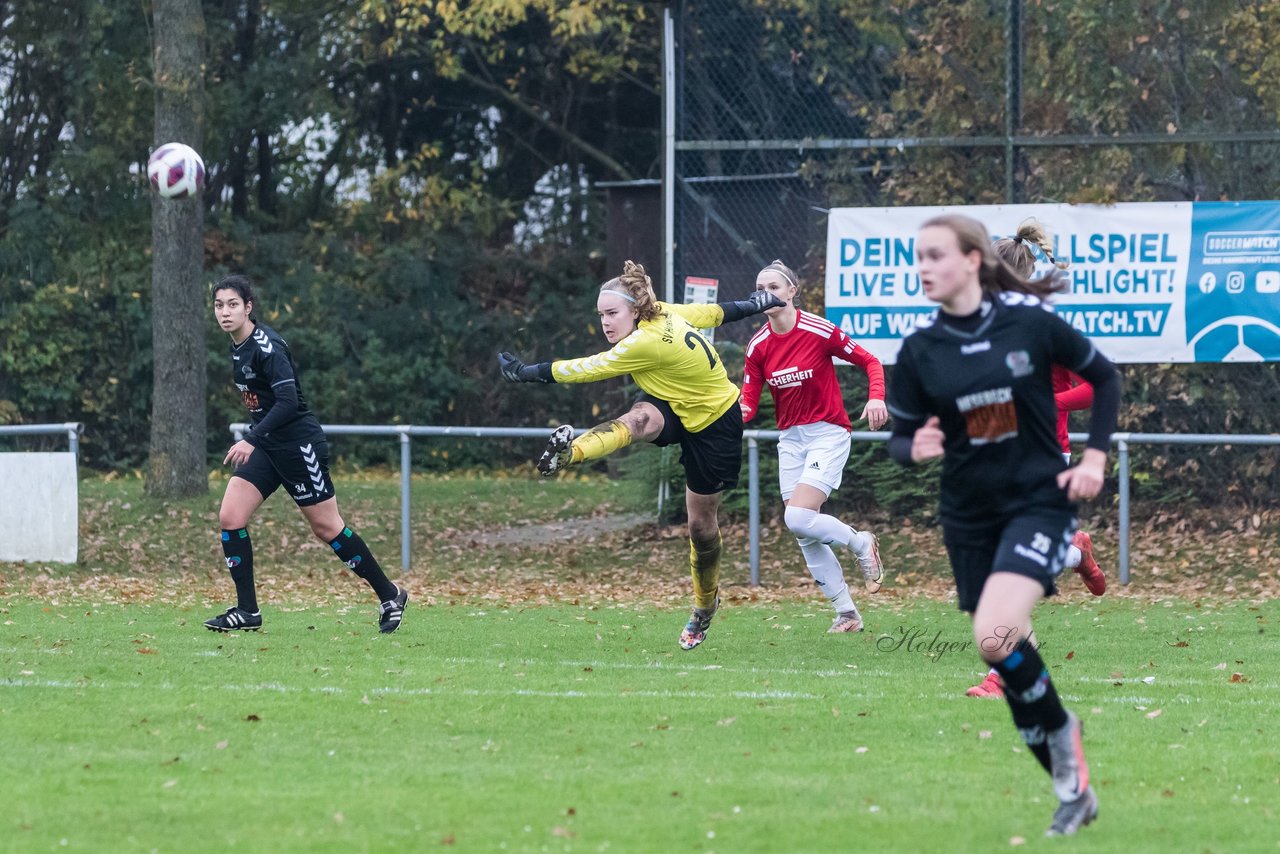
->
[230,422,1280,585]
[0,423,83,455]
[7,421,1278,584]
[668,0,1280,321]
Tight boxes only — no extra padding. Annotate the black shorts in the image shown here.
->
[233,438,335,507]
[637,393,743,495]
[942,506,1077,613]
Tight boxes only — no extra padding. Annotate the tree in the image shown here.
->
[147,0,207,497]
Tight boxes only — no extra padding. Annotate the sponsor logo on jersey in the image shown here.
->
[960,340,992,355]
[956,386,1017,445]
[1006,349,1034,377]
[767,366,815,389]
[241,366,256,380]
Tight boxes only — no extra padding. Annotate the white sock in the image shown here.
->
[1065,545,1081,569]
[784,506,871,556]
[796,536,856,613]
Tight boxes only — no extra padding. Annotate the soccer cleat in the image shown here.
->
[1045,786,1099,837]
[965,669,1004,698]
[828,611,863,633]
[856,532,885,593]
[1072,530,1106,596]
[678,597,719,650]
[379,586,409,634]
[1045,711,1090,803]
[537,425,576,477]
[204,606,262,632]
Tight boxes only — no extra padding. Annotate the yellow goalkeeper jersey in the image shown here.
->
[551,302,739,433]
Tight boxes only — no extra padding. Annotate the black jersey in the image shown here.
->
[887,294,1109,522]
[230,323,321,448]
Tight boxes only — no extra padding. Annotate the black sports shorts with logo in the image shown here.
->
[942,504,1078,613]
[233,438,335,507]
[637,392,743,496]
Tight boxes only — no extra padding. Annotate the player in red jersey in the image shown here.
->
[966,221,1107,698]
[741,260,888,633]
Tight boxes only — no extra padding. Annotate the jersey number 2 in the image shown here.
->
[684,331,717,369]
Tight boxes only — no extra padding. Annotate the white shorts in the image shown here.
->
[778,422,852,500]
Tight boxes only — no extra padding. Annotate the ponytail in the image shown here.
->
[923,213,1066,302]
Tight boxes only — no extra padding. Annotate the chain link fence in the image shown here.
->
[668,0,1280,517]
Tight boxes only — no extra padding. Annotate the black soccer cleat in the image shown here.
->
[204,606,262,632]
[379,586,409,634]
[537,425,576,477]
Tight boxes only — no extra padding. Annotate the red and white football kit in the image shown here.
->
[741,310,885,429]
[1052,366,1094,457]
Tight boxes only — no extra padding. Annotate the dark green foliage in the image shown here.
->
[1,0,1277,511]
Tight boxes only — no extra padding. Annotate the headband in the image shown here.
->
[601,287,637,303]
[765,265,797,288]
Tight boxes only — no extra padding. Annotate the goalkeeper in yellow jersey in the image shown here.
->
[498,260,783,650]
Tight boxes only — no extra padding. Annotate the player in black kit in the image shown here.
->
[205,275,407,634]
[886,215,1120,837]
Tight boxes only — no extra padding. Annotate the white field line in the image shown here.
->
[4,677,1275,707]
[0,677,829,702]
[5,647,1270,691]
[437,655,899,679]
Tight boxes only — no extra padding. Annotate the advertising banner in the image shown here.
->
[825,201,1280,363]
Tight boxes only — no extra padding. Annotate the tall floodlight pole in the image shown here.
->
[663,2,676,303]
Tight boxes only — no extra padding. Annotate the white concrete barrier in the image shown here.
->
[0,452,78,563]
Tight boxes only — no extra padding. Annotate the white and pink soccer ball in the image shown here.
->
[147,142,205,199]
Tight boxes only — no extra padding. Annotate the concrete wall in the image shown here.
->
[0,453,78,563]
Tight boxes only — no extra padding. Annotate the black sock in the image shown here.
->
[990,639,1068,775]
[221,528,258,613]
[329,526,398,601]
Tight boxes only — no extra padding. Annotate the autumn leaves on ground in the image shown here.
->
[4,471,1278,608]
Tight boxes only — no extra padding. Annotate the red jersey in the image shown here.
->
[1052,366,1094,454]
[741,310,885,430]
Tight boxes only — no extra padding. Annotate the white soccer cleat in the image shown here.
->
[857,533,885,593]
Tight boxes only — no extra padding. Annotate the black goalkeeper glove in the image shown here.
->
[497,351,553,383]
[718,290,786,323]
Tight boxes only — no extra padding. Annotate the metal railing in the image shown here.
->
[230,423,578,571]
[230,423,1280,583]
[0,423,84,456]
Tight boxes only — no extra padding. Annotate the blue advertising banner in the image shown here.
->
[824,201,1280,364]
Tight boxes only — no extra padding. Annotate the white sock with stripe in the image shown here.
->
[796,537,856,613]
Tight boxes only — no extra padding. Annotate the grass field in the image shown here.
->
[2,473,1279,852]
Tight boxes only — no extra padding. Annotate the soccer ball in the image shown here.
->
[147,142,205,199]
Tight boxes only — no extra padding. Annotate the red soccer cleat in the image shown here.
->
[965,669,1003,698]
[1073,530,1106,596]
